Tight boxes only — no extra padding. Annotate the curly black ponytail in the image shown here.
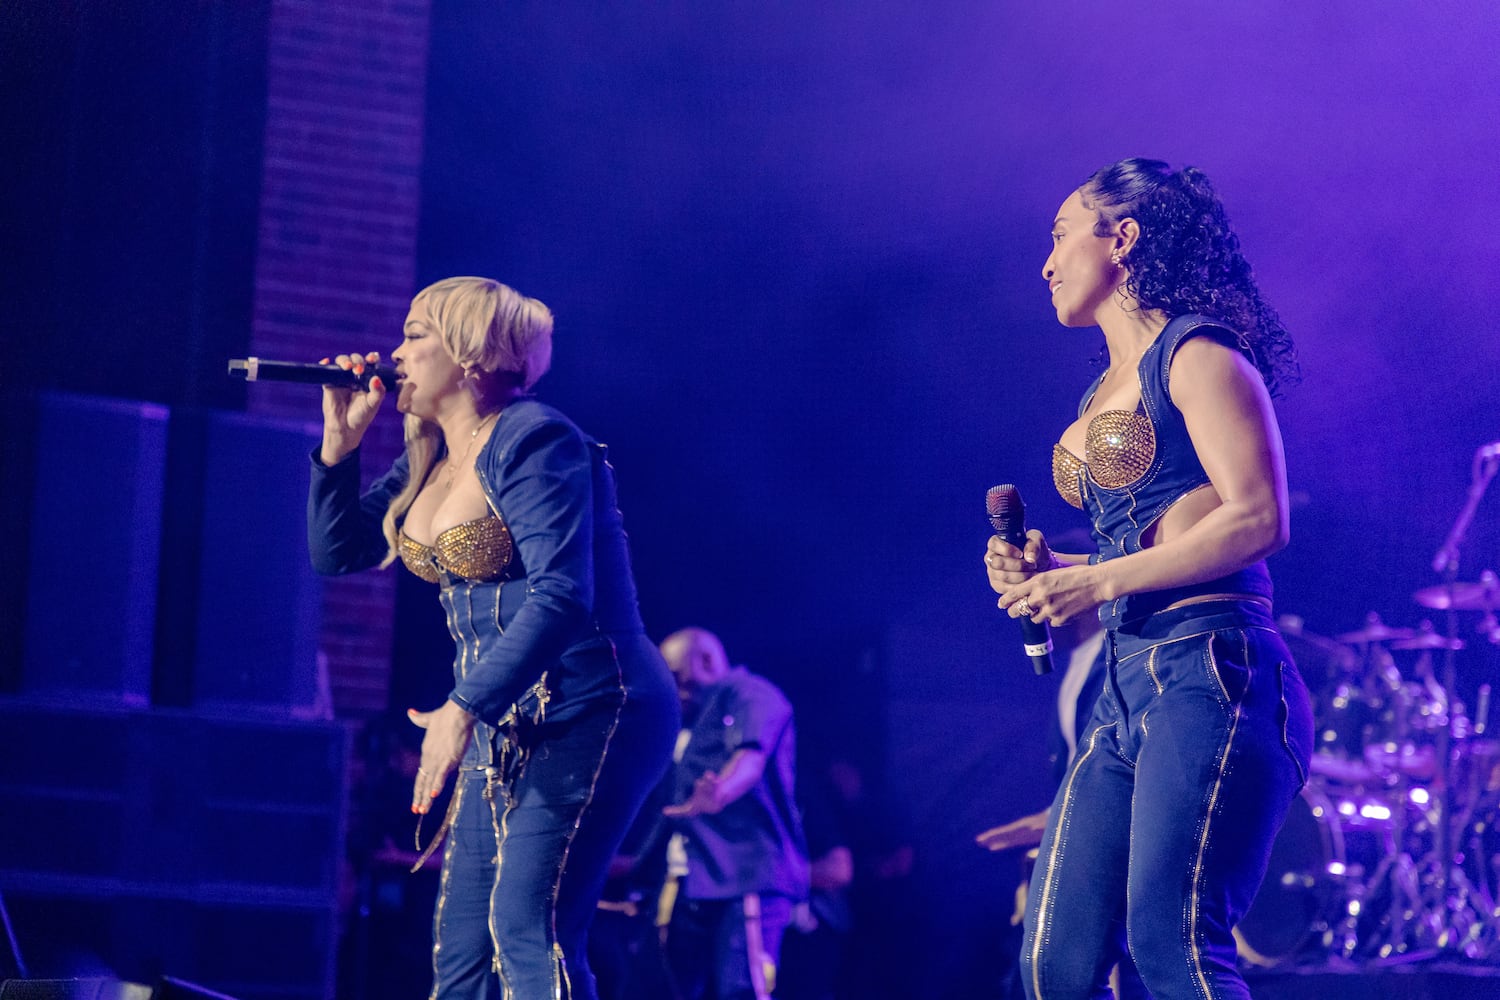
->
[1081,158,1299,396]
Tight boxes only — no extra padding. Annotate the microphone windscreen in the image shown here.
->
[986,483,1023,536]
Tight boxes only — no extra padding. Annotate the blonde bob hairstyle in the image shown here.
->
[378,276,555,565]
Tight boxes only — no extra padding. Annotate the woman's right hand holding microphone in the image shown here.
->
[319,351,386,466]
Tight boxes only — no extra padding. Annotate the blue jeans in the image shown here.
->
[1020,601,1313,1000]
[430,678,677,1000]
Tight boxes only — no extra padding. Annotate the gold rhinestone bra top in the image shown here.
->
[1052,408,1157,510]
[399,516,514,584]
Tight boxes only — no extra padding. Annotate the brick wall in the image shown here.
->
[249,0,432,717]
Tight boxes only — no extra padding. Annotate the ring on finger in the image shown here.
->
[1016,598,1034,617]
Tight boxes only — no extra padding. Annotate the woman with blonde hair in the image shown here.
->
[308,276,678,999]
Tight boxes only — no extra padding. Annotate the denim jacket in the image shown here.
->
[308,399,651,734]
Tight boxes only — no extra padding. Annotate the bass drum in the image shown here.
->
[1234,781,1394,967]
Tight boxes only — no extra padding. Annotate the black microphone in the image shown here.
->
[987,483,1055,675]
[227,357,396,390]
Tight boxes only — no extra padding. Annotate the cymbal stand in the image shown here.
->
[1429,444,1498,581]
[1421,444,1500,959]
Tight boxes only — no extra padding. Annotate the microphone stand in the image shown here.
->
[1431,448,1499,577]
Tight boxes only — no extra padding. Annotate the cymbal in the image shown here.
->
[1413,572,1500,611]
[1277,614,1358,672]
[1363,741,1437,780]
[1336,622,1416,644]
[1461,738,1500,760]
[1390,632,1466,651]
[1309,752,1376,784]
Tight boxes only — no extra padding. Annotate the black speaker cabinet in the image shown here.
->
[171,409,326,715]
[21,393,169,705]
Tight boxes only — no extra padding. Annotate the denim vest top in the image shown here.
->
[1072,314,1273,628]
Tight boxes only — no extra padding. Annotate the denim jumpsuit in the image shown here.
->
[310,399,679,1000]
[1022,317,1314,1000]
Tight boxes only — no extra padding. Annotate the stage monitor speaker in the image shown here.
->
[0,702,346,1000]
[21,393,169,705]
[0,981,150,1000]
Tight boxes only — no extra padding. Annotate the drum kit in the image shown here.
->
[1235,570,1500,969]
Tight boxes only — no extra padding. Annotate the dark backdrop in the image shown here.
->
[413,6,1500,989]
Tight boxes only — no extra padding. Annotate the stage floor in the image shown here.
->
[1245,960,1500,1000]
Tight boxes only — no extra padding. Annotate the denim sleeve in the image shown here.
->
[306,446,410,575]
[449,418,595,722]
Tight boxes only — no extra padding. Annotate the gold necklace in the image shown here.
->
[442,413,497,490]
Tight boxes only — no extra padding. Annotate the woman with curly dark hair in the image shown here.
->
[984,159,1314,1000]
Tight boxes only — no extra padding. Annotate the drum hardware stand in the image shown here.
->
[1328,759,1435,965]
[1364,648,1423,960]
[1419,442,1500,960]
[1428,683,1500,959]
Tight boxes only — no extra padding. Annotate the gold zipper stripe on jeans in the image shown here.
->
[1144,645,1164,696]
[1030,720,1111,1000]
[1204,634,1231,703]
[1188,644,1247,1000]
[427,775,468,1000]
[1277,663,1308,789]
[492,759,517,998]
[544,636,628,1000]
[487,694,544,996]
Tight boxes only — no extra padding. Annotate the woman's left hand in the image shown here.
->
[407,700,477,814]
[984,530,1054,593]
[998,562,1107,627]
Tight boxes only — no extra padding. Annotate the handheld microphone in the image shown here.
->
[228,357,396,390]
[986,484,1055,675]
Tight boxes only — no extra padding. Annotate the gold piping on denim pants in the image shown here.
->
[1187,637,1247,1000]
[489,681,552,997]
[428,776,467,1000]
[1029,720,1112,1000]
[544,636,628,999]
[488,766,513,997]
[1144,645,1164,695]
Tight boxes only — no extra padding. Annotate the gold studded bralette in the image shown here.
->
[399,516,514,584]
[1052,408,1157,510]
